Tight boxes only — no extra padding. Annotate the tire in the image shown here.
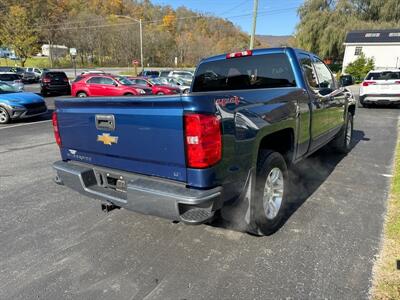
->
[41,89,48,96]
[156,92,164,95]
[77,91,87,98]
[330,113,354,154]
[358,96,369,108]
[124,93,134,96]
[252,150,290,235]
[183,89,189,94]
[0,106,10,124]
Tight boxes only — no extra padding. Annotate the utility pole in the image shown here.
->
[139,19,144,72]
[249,0,259,50]
[116,15,144,72]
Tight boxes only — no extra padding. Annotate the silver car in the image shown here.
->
[167,70,194,83]
[0,72,24,91]
[160,77,190,94]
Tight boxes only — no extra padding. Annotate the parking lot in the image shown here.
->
[0,86,399,299]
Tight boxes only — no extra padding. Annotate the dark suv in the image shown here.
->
[40,71,70,96]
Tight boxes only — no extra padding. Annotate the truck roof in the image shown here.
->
[199,47,319,64]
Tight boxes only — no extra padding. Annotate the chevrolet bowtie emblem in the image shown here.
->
[97,133,118,146]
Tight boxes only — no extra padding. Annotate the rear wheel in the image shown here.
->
[183,89,190,94]
[77,91,87,98]
[330,113,353,154]
[0,107,10,124]
[252,150,289,235]
[358,96,369,108]
[124,93,134,96]
[156,92,164,95]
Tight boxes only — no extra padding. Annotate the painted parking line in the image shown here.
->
[0,119,52,130]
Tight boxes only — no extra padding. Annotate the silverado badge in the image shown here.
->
[97,133,118,146]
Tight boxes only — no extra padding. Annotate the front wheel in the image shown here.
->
[77,92,87,98]
[252,150,290,235]
[330,113,354,154]
[156,92,165,95]
[0,107,10,124]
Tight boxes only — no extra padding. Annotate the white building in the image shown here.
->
[41,44,68,58]
[342,29,400,73]
[0,47,13,58]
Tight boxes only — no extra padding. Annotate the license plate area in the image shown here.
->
[94,170,127,192]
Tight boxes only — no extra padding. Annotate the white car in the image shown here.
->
[25,67,47,81]
[167,70,194,82]
[359,69,400,107]
[0,72,24,91]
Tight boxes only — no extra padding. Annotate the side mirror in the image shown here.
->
[147,83,152,87]
[113,82,118,87]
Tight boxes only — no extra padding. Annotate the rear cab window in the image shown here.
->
[192,53,296,92]
[366,71,400,80]
[45,72,68,80]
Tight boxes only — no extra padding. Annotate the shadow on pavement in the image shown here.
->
[282,129,367,228]
[212,129,367,235]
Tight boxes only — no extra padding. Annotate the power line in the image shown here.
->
[18,5,299,32]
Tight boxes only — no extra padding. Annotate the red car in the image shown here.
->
[127,77,181,95]
[71,74,151,97]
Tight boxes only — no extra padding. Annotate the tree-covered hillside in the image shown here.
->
[0,0,264,67]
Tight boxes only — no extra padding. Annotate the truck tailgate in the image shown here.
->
[55,96,187,182]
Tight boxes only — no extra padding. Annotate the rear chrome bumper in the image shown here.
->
[53,161,222,224]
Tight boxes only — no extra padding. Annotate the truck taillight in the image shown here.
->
[362,81,376,87]
[395,81,400,84]
[43,77,51,83]
[52,112,61,146]
[184,113,221,168]
[226,50,253,59]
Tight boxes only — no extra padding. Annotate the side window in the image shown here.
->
[137,79,147,85]
[298,53,318,89]
[100,77,116,85]
[86,77,102,84]
[313,58,334,89]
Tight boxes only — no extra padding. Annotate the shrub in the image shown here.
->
[345,53,375,81]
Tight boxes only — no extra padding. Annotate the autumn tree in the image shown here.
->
[0,5,38,66]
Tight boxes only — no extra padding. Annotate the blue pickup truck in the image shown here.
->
[53,48,356,235]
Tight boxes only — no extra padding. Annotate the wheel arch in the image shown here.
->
[255,127,295,166]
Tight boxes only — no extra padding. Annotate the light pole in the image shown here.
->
[249,0,259,50]
[116,15,144,72]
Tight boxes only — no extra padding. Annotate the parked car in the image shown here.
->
[138,70,159,78]
[9,67,37,83]
[359,69,400,107]
[80,70,106,75]
[126,77,181,95]
[40,71,71,96]
[167,70,194,82]
[71,74,148,97]
[159,77,190,94]
[0,82,47,124]
[159,70,172,77]
[52,47,356,235]
[0,72,24,91]
[339,74,354,87]
[25,67,45,81]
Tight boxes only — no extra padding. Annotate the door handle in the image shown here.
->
[96,115,115,131]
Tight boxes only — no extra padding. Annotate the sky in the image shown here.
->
[150,0,304,36]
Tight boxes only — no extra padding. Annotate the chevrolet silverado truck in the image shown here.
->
[52,48,356,235]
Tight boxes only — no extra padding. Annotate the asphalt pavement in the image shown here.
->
[0,87,399,299]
